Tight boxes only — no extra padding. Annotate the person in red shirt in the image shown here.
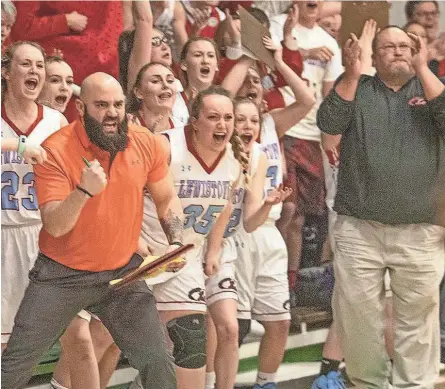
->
[1,1,16,54]
[11,1,123,122]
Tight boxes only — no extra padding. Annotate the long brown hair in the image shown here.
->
[190,85,248,170]
[126,61,174,114]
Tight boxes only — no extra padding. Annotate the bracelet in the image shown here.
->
[76,185,93,198]
[170,241,184,247]
[17,135,27,157]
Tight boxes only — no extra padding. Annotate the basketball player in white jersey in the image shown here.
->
[121,1,188,125]
[129,86,242,389]
[126,61,182,256]
[174,37,220,125]
[1,41,66,350]
[204,118,293,389]
[204,37,314,389]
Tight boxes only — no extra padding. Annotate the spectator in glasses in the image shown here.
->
[405,1,441,49]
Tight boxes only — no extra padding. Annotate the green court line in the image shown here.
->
[238,343,323,373]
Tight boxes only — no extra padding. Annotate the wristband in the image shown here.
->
[225,44,243,60]
[17,135,27,157]
[170,241,184,247]
[76,185,93,198]
[261,75,275,90]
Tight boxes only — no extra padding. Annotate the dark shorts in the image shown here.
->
[283,135,326,216]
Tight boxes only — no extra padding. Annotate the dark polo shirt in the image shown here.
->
[317,74,445,225]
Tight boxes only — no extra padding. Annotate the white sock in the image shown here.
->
[50,378,70,389]
[256,371,277,386]
[205,371,216,389]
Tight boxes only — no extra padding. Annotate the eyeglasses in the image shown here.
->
[151,36,169,47]
[415,10,439,18]
[378,43,412,53]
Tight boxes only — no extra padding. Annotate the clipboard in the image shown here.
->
[109,243,193,290]
[239,6,276,70]
[340,1,389,47]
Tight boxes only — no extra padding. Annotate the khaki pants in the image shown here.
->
[333,215,445,389]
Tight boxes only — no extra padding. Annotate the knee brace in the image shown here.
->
[166,313,206,369]
[238,319,251,347]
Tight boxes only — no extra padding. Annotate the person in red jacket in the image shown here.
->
[1,1,16,54]
[11,1,123,122]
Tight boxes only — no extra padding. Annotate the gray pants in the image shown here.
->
[1,253,176,389]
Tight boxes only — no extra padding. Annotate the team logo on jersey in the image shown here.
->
[408,96,427,107]
[188,287,206,302]
[181,164,192,172]
[1,151,24,165]
[218,277,237,291]
[178,179,231,199]
[283,299,291,310]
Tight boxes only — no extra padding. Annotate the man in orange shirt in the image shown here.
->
[1,73,184,389]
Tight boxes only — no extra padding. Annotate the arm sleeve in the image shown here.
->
[146,135,170,184]
[428,78,445,134]
[317,81,356,135]
[11,2,70,41]
[272,45,303,88]
[34,149,72,207]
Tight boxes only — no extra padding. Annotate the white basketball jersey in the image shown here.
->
[172,91,190,126]
[1,105,62,226]
[141,123,184,256]
[166,127,243,250]
[259,114,283,221]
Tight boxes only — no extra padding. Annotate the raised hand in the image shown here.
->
[80,159,107,196]
[190,7,211,36]
[358,19,377,74]
[265,184,293,205]
[225,8,241,45]
[262,36,283,64]
[343,33,362,79]
[407,32,429,72]
[283,3,299,42]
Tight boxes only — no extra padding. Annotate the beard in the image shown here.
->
[83,107,129,156]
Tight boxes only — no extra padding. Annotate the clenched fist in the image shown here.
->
[23,144,47,165]
[80,159,107,196]
[66,11,88,32]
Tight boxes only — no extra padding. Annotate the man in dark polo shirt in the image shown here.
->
[317,27,445,389]
[1,73,184,389]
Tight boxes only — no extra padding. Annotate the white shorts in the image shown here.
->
[1,223,41,343]
[153,247,207,312]
[206,235,240,306]
[236,223,291,322]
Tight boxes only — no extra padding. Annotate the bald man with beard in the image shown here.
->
[1,73,184,389]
